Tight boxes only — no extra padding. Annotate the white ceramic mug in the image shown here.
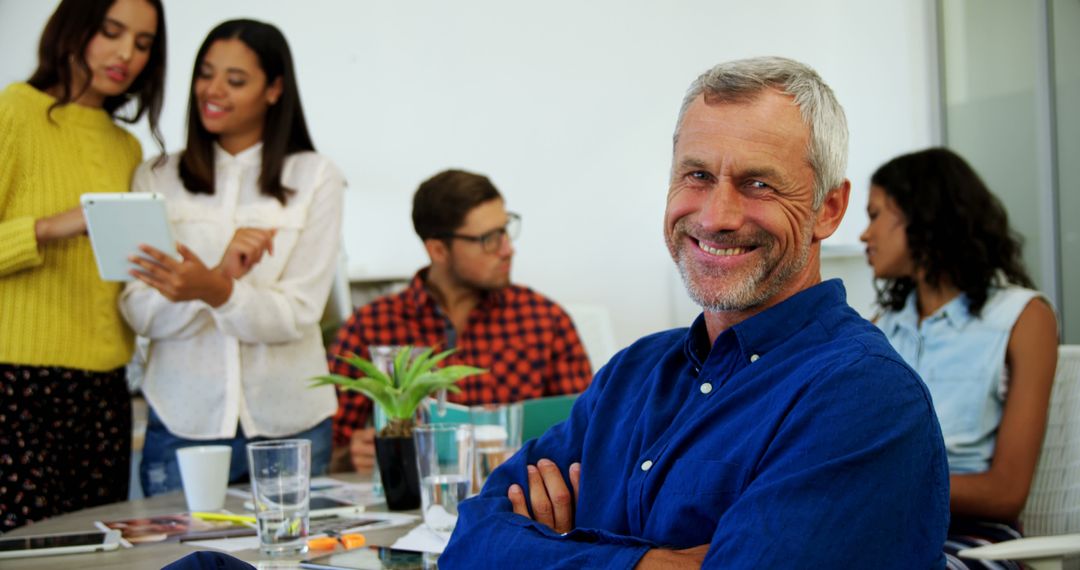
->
[176,445,232,511]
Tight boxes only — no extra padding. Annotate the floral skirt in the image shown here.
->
[0,364,131,531]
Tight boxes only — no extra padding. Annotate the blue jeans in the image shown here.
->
[140,407,332,497]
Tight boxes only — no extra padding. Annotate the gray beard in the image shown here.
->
[670,223,813,313]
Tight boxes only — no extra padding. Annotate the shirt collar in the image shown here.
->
[213,141,262,168]
[888,290,972,334]
[403,269,434,313]
[937,293,973,328]
[402,267,509,315]
[683,279,849,367]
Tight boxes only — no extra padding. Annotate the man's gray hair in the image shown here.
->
[674,56,848,208]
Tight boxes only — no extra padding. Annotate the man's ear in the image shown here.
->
[812,179,851,241]
[424,238,449,265]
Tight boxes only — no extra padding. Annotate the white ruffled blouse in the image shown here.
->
[120,143,343,439]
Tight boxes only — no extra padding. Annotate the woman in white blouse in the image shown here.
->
[120,19,343,495]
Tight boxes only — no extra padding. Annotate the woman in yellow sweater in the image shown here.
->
[0,0,167,530]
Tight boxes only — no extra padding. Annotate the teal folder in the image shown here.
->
[521,394,579,442]
[426,399,471,425]
[422,393,580,444]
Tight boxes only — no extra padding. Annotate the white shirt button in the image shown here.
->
[700,383,713,394]
[750,353,760,363]
[641,460,653,471]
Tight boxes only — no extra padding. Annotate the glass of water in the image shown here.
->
[469,403,523,493]
[413,423,474,534]
[246,439,311,556]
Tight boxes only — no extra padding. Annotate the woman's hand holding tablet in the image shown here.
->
[81,192,174,282]
[127,243,234,307]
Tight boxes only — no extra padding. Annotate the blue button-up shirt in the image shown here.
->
[442,280,949,569]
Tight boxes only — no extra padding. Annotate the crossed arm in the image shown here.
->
[509,458,707,569]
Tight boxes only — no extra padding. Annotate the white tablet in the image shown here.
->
[81,192,175,282]
[0,530,122,559]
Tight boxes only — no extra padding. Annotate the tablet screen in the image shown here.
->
[81,192,174,282]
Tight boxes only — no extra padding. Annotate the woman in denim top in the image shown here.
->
[861,148,1058,569]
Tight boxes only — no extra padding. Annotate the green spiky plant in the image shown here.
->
[310,346,485,438]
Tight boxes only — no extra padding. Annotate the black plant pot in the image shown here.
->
[375,435,421,510]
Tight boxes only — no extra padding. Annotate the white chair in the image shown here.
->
[562,303,618,373]
[959,345,1080,569]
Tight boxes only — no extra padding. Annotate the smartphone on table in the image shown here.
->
[300,546,438,570]
[0,530,122,559]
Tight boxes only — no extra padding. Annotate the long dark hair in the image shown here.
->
[871,147,1034,316]
[179,19,315,205]
[27,0,167,153]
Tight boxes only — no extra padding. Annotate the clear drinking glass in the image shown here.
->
[413,423,474,533]
[246,439,311,556]
[469,403,523,493]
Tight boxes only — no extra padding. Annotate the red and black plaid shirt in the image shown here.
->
[328,270,593,446]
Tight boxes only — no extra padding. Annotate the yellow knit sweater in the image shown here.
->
[0,83,142,371]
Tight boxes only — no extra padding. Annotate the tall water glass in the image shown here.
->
[470,403,523,493]
[247,439,311,556]
[413,423,474,533]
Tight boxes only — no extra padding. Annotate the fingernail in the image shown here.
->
[537,459,553,468]
[508,484,521,495]
[527,465,538,475]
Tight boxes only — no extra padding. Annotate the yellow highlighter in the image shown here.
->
[191,512,257,526]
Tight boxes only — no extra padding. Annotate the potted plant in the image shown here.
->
[310,346,484,510]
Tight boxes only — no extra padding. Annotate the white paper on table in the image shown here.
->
[390,524,450,554]
[183,536,261,553]
[352,511,418,531]
[308,511,419,535]
[316,482,377,507]
[94,520,134,549]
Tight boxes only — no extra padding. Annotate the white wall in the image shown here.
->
[0,0,938,349]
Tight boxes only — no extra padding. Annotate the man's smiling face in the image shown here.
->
[665,89,820,313]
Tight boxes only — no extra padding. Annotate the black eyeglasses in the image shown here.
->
[439,212,521,253]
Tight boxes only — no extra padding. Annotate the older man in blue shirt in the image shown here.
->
[442,56,949,569]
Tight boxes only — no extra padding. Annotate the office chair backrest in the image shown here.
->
[1020,345,1080,536]
[563,303,618,373]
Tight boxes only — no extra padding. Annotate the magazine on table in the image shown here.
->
[93,513,253,546]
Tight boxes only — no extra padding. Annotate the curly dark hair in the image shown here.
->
[871,147,1033,317]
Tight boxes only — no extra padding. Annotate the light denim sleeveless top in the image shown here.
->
[877,286,1040,474]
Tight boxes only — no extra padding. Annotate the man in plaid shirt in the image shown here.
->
[328,169,593,473]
